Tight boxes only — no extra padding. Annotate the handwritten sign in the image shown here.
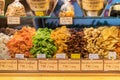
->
[7,17,20,24]
[59,60,80,71]
[18,59,38,70]
[104,60,120,71]
[0,60,17,70]
[81,60,103,71]
[39,59,58,71]
[60,17,73,25]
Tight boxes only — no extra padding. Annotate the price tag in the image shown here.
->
[108,52,117,59]
[59,59,80,71]
[18,59,38,70]
[7,17,20,24]
[89,54,94,60]
[81,60,103,71]
[39,60,58,71]
[15,54,24,59]
[89,54,99,60]
[104,60,120,71]
[71,54,80,59]
[56,54,66,59]
[0,60,17,70]
[37,54,46,59]
[94,54,99,59]
[35,12,44,16]
[60,17,73,25]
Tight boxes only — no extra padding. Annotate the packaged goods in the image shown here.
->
[77,0,108,16]
[26,0,58,16]
[5,0,26,17]
[59,0,75,17]
[0,0,5,16]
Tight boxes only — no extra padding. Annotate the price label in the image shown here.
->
[89,54,99,60]
[35,12,44,16]
[7,17,20,24]
[15,54,24,59]
[108,52,117,59]
[104,60,120,71]
[81,60,103,71]
[37,54,46,59]
[71,54,80,59]
[60,17,73,25]
[56,54,66,59]
[39,60,58,71]
[0,60,17,70]
[18,59,38,70]
[59,59,80,71]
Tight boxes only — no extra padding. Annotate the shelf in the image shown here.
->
[0,16,120,19]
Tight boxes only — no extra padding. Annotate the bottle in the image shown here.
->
[77,0,108,17]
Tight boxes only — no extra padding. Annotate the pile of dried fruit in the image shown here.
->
[0,27,17,36]
[84,26,119,58]
[65,29,88,58]
[51,26,71,57]
[30,28,57,58]
[7,26,36,58]
[0,33,13,59]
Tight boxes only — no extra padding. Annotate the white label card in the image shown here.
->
[15,54,24,59]
[7,17,20,24]
[108,52,117,59]
[37,54,46,59]
[56,54,66,59]
[89,54,99,60]
[60,17,73,25]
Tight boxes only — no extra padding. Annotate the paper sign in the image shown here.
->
[7,17,20,24]
[59,59,80,71]
[39,60,58,71]
[37,54,46,59]
[71,54,80,59]
[104,60,120,71]
[81,60,103,71]
[89,54,99,60]
[15,54,24,59]
[60,17,73,25]
[108,52,117,59]
[18,59,38,70]
[56,54,66,59]
[0,60,17,70]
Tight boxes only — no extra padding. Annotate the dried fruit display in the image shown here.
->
[84,26,119,58]
[0,33,13,59]
[115,28,120,57]
[30,28,57,58]
[0,27,17,36]
[51,26,71,56]
[65,28,88,58]
[7,26,36,57]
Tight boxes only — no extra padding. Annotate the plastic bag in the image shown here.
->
[59,0,75,17]
[5,0,26,17]
[0,0,5,16]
